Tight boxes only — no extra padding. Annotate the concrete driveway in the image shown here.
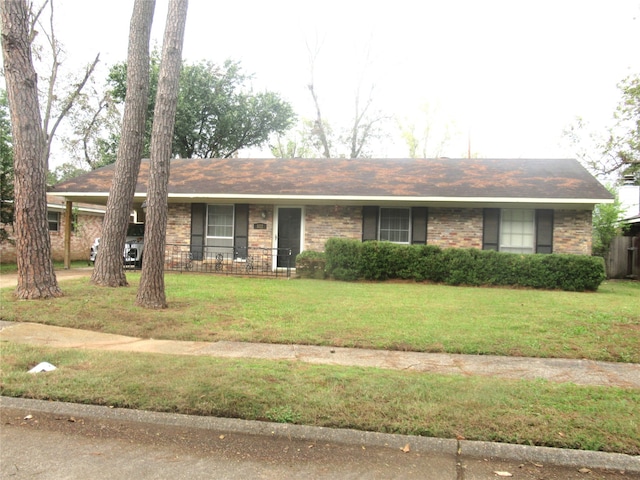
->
[0,267,93,289]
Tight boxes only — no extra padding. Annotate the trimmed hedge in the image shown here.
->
[322,238,606,291]
[295,251,327,279]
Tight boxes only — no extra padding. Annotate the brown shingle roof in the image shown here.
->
[52,158,612,202]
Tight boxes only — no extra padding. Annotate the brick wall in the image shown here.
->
[0,213,103,263]
[553,209,592,255]
[304,205,362,251]
[156,204,595,261]
[166,204,191,245]
[427,207,483,249]
[248,204,274,249]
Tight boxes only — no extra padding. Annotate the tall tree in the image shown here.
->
[270,122,314,159]
[61,88,121,172]
[592,186,626,258]
[91,0,155,287]
[565,74,640,180]
[0,0,61,298]
[398,102,458,158]
[136,0,188,309]
[603,74,640,177]
[106,57,295,160]
[29,0,100,172]
[304,41,387,159]
[0,90,14,244]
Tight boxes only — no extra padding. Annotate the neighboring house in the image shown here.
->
[0,195,104,264]
[618,176,640,236]
[51,158,612,270]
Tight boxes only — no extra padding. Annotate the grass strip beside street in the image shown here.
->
[2,274,639,362]
[1,343,638,455]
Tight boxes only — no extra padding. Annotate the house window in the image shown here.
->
[206,204,234,247]
[379,208,410,244]
[47,212,60,232]
[500,209,534,253]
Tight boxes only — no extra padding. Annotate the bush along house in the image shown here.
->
[51,158,613,276]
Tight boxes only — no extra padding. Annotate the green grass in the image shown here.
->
[2,273,639,362]
[2,273,638,454]
[0,261,88,273]
[1,342,637,455]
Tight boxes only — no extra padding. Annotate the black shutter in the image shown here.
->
[535,209,554,254]
[483,208,500,251]
[411,207,428,244]
[234,204,249,258]
[362,206,379,241]
[190,203,206,260]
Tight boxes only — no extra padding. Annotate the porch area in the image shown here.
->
[164,244,294,278]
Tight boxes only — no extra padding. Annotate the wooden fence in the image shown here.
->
[606,235,639,279]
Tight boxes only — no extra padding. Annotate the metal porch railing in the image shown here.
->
[164,244,293,278]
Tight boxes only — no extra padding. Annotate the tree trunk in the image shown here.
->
[91,0,155,287]
[136,0,188,309]
[1,0,61,299]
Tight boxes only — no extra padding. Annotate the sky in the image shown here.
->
[44,0,640,166]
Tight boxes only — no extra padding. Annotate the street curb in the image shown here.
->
[460,440,640,473]
[2,396,638,473]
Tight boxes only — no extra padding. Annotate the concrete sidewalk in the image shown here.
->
[1,321,639,476]
[1,321,639,389]
[1,303,639,476]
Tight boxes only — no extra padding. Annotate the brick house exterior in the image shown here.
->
[51,158,612,269]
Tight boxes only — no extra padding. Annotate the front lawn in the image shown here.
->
[1,342,638,455]
[2,273,638,362]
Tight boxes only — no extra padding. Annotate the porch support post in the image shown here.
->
[64,200,72,269]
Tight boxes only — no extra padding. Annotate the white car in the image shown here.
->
[89,223,145,268]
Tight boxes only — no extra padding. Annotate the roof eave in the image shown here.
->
[56,192,613,203]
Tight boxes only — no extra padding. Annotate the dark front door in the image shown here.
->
[277,207,301,268]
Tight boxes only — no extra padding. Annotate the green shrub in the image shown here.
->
[413,245,445,282]
[295,251,327,279]
[322,238,606,291]
[325,238,362,281]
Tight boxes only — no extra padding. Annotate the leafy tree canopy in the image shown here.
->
[565,74,640,181]
[604,74,640,178]
[592,185,627,257]
[107,56,296,159]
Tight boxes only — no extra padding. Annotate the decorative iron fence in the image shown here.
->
[164,244,293,278]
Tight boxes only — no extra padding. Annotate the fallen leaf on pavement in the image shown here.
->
[401,444,410,453]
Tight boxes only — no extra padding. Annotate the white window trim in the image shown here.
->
[499,208,535,254]
[378,207,411,244]
[206,204,235,242]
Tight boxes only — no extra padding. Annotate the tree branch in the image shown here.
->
[44,53,100,165]
[308,83,331,158]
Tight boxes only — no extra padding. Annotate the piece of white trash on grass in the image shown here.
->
[28,362,57,373]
